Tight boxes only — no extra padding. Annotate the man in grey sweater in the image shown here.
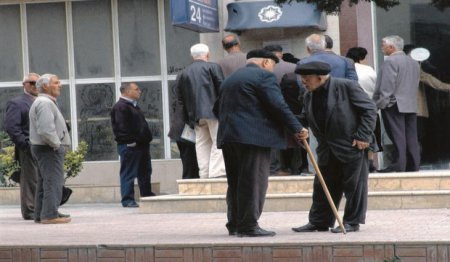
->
[29,74,71,224]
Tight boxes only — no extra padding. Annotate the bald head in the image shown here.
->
[222,34,241,53]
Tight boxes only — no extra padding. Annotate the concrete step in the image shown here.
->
[177,171,450,195]
[140,189,450,213]
[0,183,160,205]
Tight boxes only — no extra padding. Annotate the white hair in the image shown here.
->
[36,73,56,92]
[190,43,209,58]
[305,34,326,53]
[22,72,40,83]
[383,35,404,51]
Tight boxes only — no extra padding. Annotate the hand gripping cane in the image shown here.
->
[302,140,346,234]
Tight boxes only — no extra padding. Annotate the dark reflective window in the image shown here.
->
[0,5,22,82]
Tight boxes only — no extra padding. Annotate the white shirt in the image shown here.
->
[355,63,377,99]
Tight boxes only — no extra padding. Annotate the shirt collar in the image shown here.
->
[121,96,137,107]
[38,93,57,103]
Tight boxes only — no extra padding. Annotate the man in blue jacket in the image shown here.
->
[111,82,155,208]
[215,49,309,237]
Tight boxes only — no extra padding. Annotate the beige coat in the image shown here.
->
[417,71,450,117]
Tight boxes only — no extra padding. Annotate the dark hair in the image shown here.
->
[263,44,283,53]
[345,47,368,63]
[222,35,239,50]
[120,82,133,94]
[324,35,333,49]
[403,44,416,55]
[282,53,300,64]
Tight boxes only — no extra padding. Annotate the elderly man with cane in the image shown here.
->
[292,61,377,233]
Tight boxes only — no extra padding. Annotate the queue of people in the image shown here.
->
[4,33,447,234]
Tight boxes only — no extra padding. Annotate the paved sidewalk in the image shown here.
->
[1,204,449,247]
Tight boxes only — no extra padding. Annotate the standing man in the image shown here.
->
[216,49,308,237]
[217,34,247,78]
[291,62,377,233]
[299,34,358,80]
[373,35,421,172]
[4,73,40,220]
[263,44,296,83]
[111,82,155,208]
[29,74,71,224]
[177,43,225,178]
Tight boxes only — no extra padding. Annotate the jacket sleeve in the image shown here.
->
[255,72,303,134]
[211,64,225,94]
[4,100,29,150]
[345,58,359,81]
[373,59,397,109]
[347,81,377,142]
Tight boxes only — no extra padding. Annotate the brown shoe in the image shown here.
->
[41,217,71,224]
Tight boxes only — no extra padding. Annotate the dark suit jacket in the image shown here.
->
[216,63,303,149]
[111,98,152,145]
[299,51,358,80]
[301,78,377,165]
[4,93,35,151]
[176,60,224,128]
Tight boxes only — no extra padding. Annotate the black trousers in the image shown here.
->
[381,104,420,171]
[17,147,38,219]
[309,152,368,227]
[176,140,199,179]
[222,143,270,232]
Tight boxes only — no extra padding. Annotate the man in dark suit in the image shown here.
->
[111,82,155,208]
[215,49,309,237]
[292,61,377,233]
[4,73,40,220]
[177,43,225,179]
[373,35,421,172]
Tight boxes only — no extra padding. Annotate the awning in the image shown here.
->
[224,1,327,33]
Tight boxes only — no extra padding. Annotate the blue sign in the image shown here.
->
[171,0,219,33]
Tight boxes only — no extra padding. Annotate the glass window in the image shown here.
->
[375,0,450,169]
[164,0,200,75]
[72,0,114,78]
[76,83,116,161]
[131,81,164,159]
[118,0,161,76]
[0,5,22,81]
[168,80,180,158]
[27,3,68,78]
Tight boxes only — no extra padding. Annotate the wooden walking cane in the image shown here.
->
[302,140,347,234]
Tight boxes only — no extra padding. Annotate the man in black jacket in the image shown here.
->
[4,73,40,220]
[176,43,225,179]
[291,61,377,234]
[216,49,308,237]
[111,82,155,208]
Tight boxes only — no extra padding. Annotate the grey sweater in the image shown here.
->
[29,94,71,149]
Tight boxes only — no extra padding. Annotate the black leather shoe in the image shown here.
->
[292,223,329,232]
[238,227,276,237]
[377,167,397,173]
[123,202,139,208]
[331,224,360,233]
[228,230,237,236]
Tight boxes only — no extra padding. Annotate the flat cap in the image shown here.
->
[246,49,279,64]
[295,61,331,75]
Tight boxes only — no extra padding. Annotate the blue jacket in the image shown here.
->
[4,93,34,150]
[299,51,358,80]
[216,64,303,149]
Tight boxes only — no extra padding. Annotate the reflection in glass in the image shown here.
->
[168,80,180,158]
[0,87,26,132]
[128,81,164,159]
[118,0,161,76]
[76,83,116,161]
[164,0,199,75]
[72,0,114,78]
[0,5,22,81]
[27,3,68,78]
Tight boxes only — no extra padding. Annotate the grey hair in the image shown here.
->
[36,73,56,92]
[23,72,40,83]
[190,43,209,58]
[382,35,404,51]
[305,34,326,53]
